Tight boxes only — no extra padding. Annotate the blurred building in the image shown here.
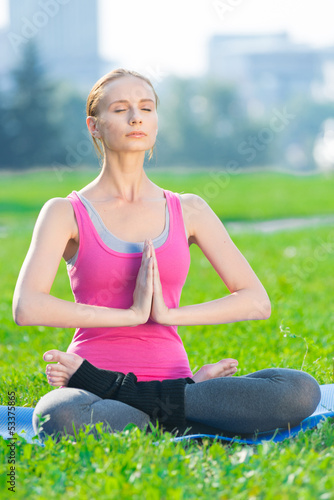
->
[0,0,113,91]
[208,32,334,112]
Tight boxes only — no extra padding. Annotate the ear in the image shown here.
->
[86,116,101,138]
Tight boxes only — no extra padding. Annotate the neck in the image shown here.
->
[94,150,152,202]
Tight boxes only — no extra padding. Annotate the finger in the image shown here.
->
[137,244,150,281]
[142,244,149,263]
[145,258,153,284]
[141,241,150,262]
[148,239,153,257]
[153,269,160,293]
[145,255,152,273]
[148,242,157,266]
[143,243,151,269]
[153,248,159,274]
[153,256,161,289]
[148,242,161,291]
[150,241,157,259]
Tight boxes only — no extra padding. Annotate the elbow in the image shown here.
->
[14,316,26,326]
[256,295,271,320]
[13,308,24,326]
[12,295,32,326]
[260,299,271,320]
[12,303,26,326]
[248,295,271,320]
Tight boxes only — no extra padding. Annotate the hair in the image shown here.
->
[86,68,159,163]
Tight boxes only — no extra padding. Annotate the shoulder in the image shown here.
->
[176,193,209,210]
[175,192,212,217]
[39,197,75,217]
[36,197,78,238]
[174,192,215,241]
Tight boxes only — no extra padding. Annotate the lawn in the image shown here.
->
[0,168,334,499]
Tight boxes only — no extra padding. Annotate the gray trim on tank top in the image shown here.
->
[66,192,170,267]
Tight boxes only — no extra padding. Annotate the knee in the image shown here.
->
[295,371,321,415]
[33,394,62,442]
[278,370,321,426]
[33,389,83,442]
[33,395,57,442]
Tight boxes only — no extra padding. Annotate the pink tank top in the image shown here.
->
[65,189,193,382]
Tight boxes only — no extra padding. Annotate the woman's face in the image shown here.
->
[93,75,158,155]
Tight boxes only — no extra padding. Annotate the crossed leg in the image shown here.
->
[184,368,321,435]
[34,350,321,441]
[32,388,151,442]
[34,349,239,441]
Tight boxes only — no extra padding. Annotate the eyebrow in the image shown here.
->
[109,98,155,106]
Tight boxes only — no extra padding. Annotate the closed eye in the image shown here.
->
[115,108,152,113]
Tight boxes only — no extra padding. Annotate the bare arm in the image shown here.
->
[12,198,153,328]
[164,194,271,326]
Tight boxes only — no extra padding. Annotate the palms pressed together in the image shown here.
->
[44,240,238,387]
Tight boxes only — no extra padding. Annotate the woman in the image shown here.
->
[13,69,320,441]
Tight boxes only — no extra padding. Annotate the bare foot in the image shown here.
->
[191,358,238,383]
[43,349,84,387]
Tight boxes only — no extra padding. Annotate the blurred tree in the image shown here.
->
[50,82,96,177]
[0,40,96,171]
[2,45,333,172]
[156,75,270,168]
[0,40,64,169]
[274,95,334,170]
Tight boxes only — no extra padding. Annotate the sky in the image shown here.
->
[1,0,334,77]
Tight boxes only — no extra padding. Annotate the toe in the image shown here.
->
[43,349,62,362]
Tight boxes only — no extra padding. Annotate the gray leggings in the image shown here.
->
[33,368,321,441]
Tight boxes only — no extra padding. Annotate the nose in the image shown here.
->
[129,108,142,125]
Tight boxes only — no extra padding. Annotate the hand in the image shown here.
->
[191,358,238,383]
[43,349,84,387]
[129,239,153,324]
[149,240,171,325]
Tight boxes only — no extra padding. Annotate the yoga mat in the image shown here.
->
[0,384,333,447]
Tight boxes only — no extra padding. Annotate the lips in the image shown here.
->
[126,131,147,137]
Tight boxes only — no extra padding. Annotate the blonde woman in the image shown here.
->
[13,69,320,441]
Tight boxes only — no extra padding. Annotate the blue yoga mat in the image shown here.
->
[1,384,333,446]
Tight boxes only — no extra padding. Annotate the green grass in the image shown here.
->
[1,169,334,499]
[1,167,334,220]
